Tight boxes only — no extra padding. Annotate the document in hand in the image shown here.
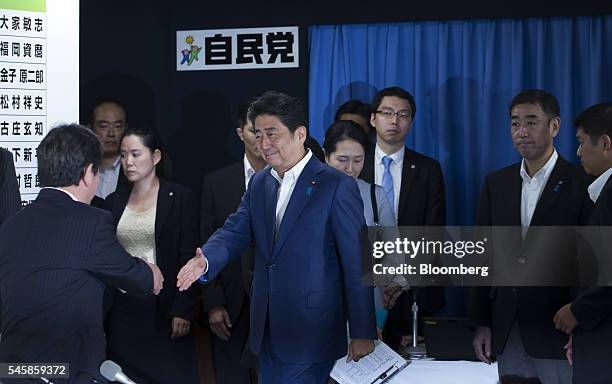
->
[330,340,408,384]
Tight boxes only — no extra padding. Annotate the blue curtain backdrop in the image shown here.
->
[309,16,612,226]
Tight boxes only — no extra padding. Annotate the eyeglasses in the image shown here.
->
[510,118,552,132]
[376,109,412,121]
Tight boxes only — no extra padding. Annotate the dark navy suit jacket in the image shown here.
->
[0,189,153,383]
[202,156,376,364]
[571,174,612,383]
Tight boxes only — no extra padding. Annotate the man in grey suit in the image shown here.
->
[0,147,21,225]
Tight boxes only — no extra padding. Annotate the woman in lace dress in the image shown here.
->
[104,125,199,383]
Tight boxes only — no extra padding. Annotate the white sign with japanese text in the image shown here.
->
[176,26,299,71]
[0,0,79,205]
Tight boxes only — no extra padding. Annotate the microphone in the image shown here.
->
[99,360,137,384]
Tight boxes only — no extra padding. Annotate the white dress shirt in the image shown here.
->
[520,149,558,234]
[96,156,122,199]
[588,166,612,203]
[244,155,256,190]
[44,187,78,201]
[203,151,311,275]
[374,144,404,221]
[271,149,313,233]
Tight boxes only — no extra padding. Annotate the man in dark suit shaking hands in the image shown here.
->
[554,103,612,384]
[178,91,376,384]
[0,124,163,384]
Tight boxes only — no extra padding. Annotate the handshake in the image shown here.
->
[146,261,164,295]
[144,247,208,295]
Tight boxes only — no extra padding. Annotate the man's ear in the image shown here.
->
[236,127,244,142]
[81,164,95,187]
[600,134,612,152]
[295,126,307,144]
[550,116,561,138]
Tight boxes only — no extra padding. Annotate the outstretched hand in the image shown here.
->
[176,247,207,291]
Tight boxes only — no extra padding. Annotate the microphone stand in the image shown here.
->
[403,288,427,360]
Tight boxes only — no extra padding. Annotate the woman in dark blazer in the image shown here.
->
[105,124,199,384]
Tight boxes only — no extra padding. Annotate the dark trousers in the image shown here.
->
[211,299,256,384]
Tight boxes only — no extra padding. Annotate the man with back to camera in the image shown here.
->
[200,103,264,383]
[0,124,163,384]
[359,86,446,350]
[178,91,376,384]
[553,103,612,384]
[470,89,593,383]
[88,99,129,199]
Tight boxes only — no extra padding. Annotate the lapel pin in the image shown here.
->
[306,181,316,196]
[553,181,562,193]
[169,192,174,196]
[411,164,416,169]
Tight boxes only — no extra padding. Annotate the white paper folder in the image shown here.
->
[330,340,408,384]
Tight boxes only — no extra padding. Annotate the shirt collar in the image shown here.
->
[270,149,312,184]
[243,154,256,180]
[520,149,558,183]
[101,155,121,172]
[588,167,612,203]
[374,143,405,166]
[44,187,78,201]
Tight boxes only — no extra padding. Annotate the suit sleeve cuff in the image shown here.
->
[198,256,209,283]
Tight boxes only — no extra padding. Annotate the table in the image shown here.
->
[388,360,499,384]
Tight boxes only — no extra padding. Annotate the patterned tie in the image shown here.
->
[382,156,395,215]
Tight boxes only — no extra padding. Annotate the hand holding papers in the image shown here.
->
[331,340,408,384]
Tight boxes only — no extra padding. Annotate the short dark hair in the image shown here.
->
[508,89,560,118]
[574,103,612,144]
[38,124,102,187]
[335,99,372,122]
[88,98,128,126]
[247,91,308,135]
[371,87,416,118]
[323,120,370,156]
[237,103,249,128]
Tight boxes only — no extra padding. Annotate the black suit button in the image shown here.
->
[517,257,526,264]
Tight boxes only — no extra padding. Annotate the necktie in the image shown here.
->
[382,156,395,215]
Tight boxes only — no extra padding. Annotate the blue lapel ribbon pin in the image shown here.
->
[553,180,563,192]
[306,181,316,196]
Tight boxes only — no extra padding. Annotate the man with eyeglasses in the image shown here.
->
[87,99,129,199]
[470,89,592,383]
[360,86,446,350]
